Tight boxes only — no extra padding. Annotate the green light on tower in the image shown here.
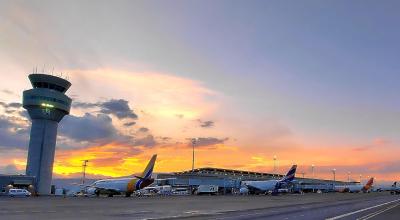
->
[41,103,54,108]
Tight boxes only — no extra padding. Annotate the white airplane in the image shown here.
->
[86,154,157,197]
[335,177,374,193]
[241,165,297,194]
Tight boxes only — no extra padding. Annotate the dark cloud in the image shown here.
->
[123,121,136,127]
[0,101,26,120]
[133,135,157,147]
[0,100,153,151]
[72,101,98,109]
[8,102,22,108]
[198,119,215,128]
[59,113,117,142]
[5,109,16,114]
[138,127,149,133]
[100,99,138,119]
[0,101,22,109]
[73,99,138,119]
[190,137,228,147]
[0,116,29,149]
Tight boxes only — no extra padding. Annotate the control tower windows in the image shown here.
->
[32,82,66,92]
[54,85,65,93]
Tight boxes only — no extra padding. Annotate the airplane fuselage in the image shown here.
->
[335,184,372,193]
[242,180,280,192]
[88,177,154,196]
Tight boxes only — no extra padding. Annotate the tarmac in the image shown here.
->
[0,192,399,220]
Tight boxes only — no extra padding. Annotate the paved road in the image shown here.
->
[365,203,400,220]
[0,192,398,220]
[198,194,400,220]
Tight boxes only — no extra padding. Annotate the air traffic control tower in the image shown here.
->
[23,73,72,195]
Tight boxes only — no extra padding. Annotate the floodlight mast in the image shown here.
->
[191,138,197,172]
[82,160,89,185]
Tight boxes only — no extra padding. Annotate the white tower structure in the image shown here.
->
[23,73,72,195]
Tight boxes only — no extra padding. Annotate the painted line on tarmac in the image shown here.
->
[356,202,400,220]
[326,198,400,220]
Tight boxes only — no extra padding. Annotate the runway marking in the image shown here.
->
[326,198,400,220]
[183,210,201,215]
[214,211,265,220]
[356,202,400,220]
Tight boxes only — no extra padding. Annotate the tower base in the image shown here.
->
[26,119,58,195]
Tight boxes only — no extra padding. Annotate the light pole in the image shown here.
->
[347,172,351,182]
[310,164,315,192]
[332,169,336,181]
[311,164,315,179]
[191,138,197,172]
[81,160,89,185]
[332,168,336,191]
[273,155,277,175]
[359,174,362,183]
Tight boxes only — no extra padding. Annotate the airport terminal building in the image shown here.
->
[157,167,355,194]
[0,175,35,194]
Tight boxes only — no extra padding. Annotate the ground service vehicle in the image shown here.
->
[8,189,31,197]
[196,185,219,195]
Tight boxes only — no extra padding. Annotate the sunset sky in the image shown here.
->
[0,0,400,184]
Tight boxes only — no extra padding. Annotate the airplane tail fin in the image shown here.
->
[136,154,157,179]
[365,177,374,187]
[280,165,297,183]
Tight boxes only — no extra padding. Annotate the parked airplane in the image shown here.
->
[391,182,400,195]
[86,154,157,197]
[240,165,297,194]
[336,177,374,193]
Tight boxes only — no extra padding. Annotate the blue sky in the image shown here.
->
[142,0,400,139]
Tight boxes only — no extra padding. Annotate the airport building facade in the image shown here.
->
[157,167,355,194]
[0,175,35,195]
